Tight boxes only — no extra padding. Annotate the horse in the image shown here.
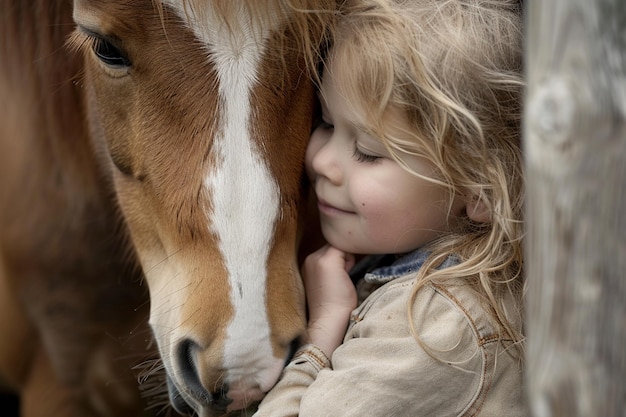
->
[0,1,335,416]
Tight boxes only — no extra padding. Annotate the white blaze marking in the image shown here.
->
[163,2,283,388]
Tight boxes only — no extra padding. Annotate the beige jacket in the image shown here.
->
[254,253,526,417]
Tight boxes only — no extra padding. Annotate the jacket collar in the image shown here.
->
[350,249,457,285]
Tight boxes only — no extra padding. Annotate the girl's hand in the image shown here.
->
[302,245,358,358]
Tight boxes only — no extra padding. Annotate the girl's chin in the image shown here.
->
[322,234,365,255]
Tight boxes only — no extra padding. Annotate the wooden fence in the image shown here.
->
[524,0,626,415]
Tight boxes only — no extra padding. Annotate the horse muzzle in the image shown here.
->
[165,338,282,416]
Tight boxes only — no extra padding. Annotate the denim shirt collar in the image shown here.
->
[354,248,458,285]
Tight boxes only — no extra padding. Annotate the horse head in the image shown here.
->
[71,0,333,414]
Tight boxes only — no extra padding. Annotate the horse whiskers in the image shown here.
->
[134,358,173,413]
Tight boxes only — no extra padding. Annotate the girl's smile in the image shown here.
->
[316,198,356,216]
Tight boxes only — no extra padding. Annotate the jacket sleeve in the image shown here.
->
[255,282,524,417]
[253,344,330,417]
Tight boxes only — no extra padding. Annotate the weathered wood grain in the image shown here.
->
[525,0,626,415]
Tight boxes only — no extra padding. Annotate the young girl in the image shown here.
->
[255,0,525,415]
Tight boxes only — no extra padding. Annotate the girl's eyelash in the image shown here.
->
[353,145,380,163]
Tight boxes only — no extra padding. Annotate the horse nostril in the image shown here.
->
[176,339,232,412]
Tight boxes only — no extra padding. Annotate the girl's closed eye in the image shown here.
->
[352,143,381,163]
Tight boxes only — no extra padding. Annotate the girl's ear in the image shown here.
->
[465,195,491,223]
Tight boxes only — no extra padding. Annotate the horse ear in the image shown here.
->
[465,195,491,223]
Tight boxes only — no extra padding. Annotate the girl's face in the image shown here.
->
[306,69,466,255]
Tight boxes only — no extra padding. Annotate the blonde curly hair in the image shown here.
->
[328,0,525,357]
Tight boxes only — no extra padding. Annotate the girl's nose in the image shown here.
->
[310,138,343,185]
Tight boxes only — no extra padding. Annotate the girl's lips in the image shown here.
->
[317,199,354,215]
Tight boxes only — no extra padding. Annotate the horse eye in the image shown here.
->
[93,38,131,67]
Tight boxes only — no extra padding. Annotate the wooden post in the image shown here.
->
[524,0,626,415]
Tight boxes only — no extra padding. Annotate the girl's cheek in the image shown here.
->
[357,199,389,231]
[353,179,392,215]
